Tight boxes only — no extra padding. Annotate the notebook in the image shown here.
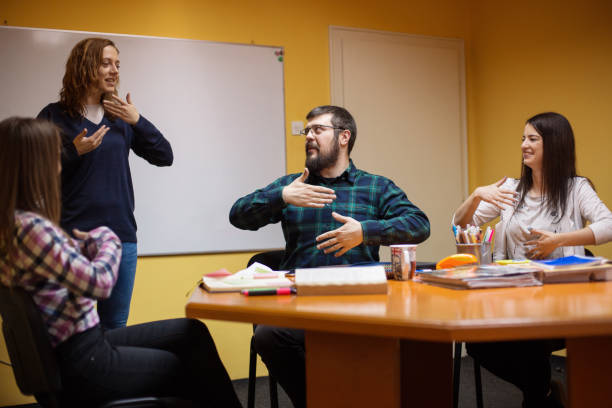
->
[294,265,388,296]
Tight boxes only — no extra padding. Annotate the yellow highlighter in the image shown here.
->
[495,259,531,265]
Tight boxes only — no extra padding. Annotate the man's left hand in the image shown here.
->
[316,212,363,257]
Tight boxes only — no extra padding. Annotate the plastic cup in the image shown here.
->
[390,244,417,280]
[456,242,492,264]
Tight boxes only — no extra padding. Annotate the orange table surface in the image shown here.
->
[186,280,612,407]
[186,280,612,342]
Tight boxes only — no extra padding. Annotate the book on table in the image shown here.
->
[416,256,612,289]
[531,255,606,269]
[530,256,612,283]
[201,262,294,293]
[416,264,543,289]
[294,265,388,296]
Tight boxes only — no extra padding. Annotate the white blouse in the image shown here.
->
[466,177,612,260]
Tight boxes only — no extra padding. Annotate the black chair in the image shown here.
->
[0,286,189,408]
[246,250,285,408]
[453,342,484,408]
[452,249,591,408]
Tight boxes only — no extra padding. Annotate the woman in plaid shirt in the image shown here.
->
[0,117,241,407]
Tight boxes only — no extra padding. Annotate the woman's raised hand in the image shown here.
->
[73,126,109,155]
[103,93,140,125]
[474,177,518,210]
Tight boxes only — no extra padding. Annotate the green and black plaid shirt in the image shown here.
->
[229,160,430,269]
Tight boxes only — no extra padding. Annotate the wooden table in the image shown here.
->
[186,281,612,407]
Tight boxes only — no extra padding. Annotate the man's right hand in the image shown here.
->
[73,125,109,156]
[282,168,336,208]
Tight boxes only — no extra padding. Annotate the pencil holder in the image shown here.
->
[456,242,492,264]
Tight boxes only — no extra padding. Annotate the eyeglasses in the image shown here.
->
[299,124,345,136]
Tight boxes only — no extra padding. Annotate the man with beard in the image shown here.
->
[229,105,430,408]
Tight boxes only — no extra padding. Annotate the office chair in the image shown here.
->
[452,249,591,408]
[453,342,484,408]
[0,286,190,408]
[246,250,285,408]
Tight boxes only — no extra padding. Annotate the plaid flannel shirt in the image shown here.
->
[0,211,121,346]
[230,160,430,269]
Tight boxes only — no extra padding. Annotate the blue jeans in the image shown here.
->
[97,242,137,329]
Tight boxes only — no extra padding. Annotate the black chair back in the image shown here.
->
[247,250,285,269]
[0,286,190,408]
[0,286,63,407]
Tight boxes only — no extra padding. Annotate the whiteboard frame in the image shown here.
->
[0,25,287,256]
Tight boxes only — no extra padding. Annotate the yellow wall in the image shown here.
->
[467,0,612,261]
[1,0,611,405]
[0,0,470,404]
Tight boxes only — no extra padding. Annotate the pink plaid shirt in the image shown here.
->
[0,211,121,347]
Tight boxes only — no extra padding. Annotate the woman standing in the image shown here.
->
[453,112,612,407]
[0,117,241,407]
[38,38,173,328]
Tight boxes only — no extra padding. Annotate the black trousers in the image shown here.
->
[253,325,305,408]
[56,318,242,408]
[467,339,565,408]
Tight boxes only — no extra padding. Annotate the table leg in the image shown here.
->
[401,339,453,407]
[305,331,452,408]
[566,336,612,408]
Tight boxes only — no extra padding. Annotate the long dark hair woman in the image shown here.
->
[454,112,612,260]
[453,112,612,407]
[0,117,241,407]
[37,37,174,329]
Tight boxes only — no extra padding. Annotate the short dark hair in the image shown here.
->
[306,105,357,154]
[517,112,577,221]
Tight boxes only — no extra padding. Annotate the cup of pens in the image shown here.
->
[454,225,493,264]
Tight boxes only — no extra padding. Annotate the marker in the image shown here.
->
[241,287,296,296]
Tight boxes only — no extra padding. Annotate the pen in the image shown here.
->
[241,287,296,296]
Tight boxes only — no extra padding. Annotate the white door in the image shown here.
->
[330,26,468,262]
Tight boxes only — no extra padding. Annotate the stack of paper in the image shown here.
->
[417,264,542,289]
[532,255,606,269]
[531,256,612,283]
[295,265,388,296]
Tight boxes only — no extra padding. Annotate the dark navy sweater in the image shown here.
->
[38,102,173,243]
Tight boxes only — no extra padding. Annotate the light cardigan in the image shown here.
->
[464,177,612,260]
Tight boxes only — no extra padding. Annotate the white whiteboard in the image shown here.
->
[0,26,286,255]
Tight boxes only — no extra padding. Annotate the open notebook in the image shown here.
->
[201,262,294,293]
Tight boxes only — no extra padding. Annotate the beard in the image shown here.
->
[305,138,340,175]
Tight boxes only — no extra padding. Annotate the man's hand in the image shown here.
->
[103,93,140,125]
[73,126,109,155]
[282,168,336,208]
[316,212,363,257]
